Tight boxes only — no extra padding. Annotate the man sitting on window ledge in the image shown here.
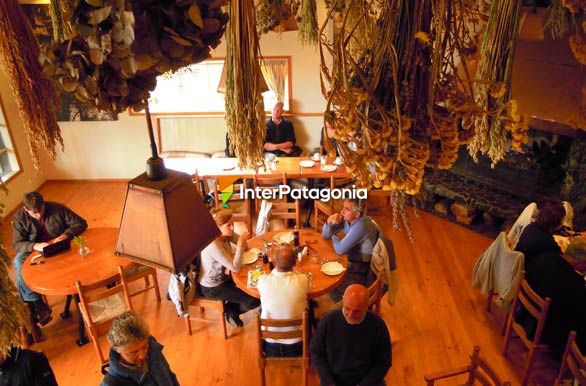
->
[264,101,302,157]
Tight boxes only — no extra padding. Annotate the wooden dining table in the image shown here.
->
[165,156,351,179]
[22,227,132,345]
[231,229,347,299]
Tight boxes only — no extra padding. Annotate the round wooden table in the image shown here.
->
[231,229,347,299]
[22,227,132,345]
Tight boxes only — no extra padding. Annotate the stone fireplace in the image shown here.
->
[420,128,586,234]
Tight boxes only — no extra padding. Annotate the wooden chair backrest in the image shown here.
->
[555,331,586,386]
[467,346,512,386]
[367,277,382,315]
[256,311,308,360]
[75,266,133,328]
[513,272,551,346]
[424,346,511,386]
[254,173,300,226]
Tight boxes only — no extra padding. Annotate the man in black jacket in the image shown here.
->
[12,192,87,325]
[0,347,58,386]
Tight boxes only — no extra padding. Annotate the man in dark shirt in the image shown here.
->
[264,102,302,157]
[12,192,88,325]
[0,347,58,386]
[310,284,392,386]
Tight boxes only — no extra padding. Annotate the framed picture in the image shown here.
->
[20,0,118,121]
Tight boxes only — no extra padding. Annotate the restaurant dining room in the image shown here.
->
[0,0,584,385]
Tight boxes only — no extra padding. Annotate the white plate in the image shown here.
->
[320,165,338,172]
[274,231,294,244]
[321,261,345,276]
[299,160,316,168]
[243,248,260,265]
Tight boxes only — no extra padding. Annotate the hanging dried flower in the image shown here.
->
[569,33,586,64]
[0,0,63,172]
[225,0,267,168]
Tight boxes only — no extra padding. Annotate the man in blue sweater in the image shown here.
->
[322,198,379,302]
[310,284,392,386]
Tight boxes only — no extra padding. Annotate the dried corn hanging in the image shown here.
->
[0,192,31,356]
[468,0,526,165]
[225,0,267,168]
[0,0,62,172]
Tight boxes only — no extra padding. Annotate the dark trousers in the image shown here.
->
[329,264,377,303]
[199,279,260,318]
[262,341,303,357]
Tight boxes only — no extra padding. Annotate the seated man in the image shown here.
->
[0,346,58,386]
[12,192,88,325]
[101,311,180,386]
[257,246,310,357]
[264,102,302,157]
[322,198,378,302]
[310,284,392,386]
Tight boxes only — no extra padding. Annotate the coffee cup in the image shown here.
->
[312,153,320,161]
[334,157,344,166]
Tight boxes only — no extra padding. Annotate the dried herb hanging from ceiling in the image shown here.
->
[256,0,301,34]
[225,0,267,168]
[320,0,527,238]
[0,0,63,171]
[468,0,527,165]
[49,0,74,43]
[546,0,586,65]
[40,0,228,114]
[298,0,318,46]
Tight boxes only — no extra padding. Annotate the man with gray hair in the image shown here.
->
[257,246,310,357]
[323,198,379,302]
[311,284,392,386]
[101,311,180,386]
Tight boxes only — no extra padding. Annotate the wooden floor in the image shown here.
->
[1,181,561,386]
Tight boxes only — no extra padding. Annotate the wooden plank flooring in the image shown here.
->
[1,181,561,385]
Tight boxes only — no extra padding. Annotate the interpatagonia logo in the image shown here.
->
[217,176,241,208]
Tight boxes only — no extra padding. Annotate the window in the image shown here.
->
[145,57,291,114]
[0,94,21,183]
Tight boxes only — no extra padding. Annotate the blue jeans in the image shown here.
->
[13,252,41,302]
[262,341,303,357]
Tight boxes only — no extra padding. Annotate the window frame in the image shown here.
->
[129,56,293,117]
[0,93,23,184]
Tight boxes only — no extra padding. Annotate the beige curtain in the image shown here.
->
[260,59,288,102]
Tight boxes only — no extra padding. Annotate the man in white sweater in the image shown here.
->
[257,246,310,357]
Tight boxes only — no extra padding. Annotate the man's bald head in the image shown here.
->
[275,246,296,271]
[342,284,369,325]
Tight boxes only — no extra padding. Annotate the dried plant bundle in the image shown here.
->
[0,0,63,171]
[225,0,267,168]
[0,186,31,356]
[320,0,528,239]
[298,0,318,46]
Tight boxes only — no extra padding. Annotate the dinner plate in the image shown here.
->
[299,160,316,168]
[321,261,345,276]
[243,248,260,265]
[274,231,294,244]
[320,165,338,172]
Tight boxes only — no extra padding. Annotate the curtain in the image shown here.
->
[260,59,288,103]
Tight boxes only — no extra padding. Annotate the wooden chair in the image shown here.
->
[367,277,383,315]
[76,266,133,365]
[256,311,308,386]
[554,331,586,386]
[213,177,253,234]
[424,346,511,385]
[502,272,551,386]
[184,293,228,340]
[254,173,301,229]
[313,176,354,231]
[122,263,161,302]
